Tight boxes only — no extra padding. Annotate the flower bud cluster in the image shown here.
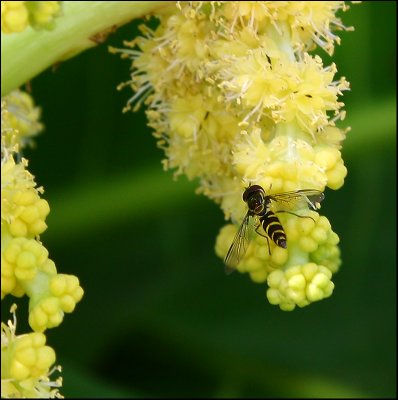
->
[1,1,62,34]
[1,306,62,398]
[2,92,82,397]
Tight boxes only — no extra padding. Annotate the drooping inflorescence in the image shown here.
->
[1,91,83,397]
[113,1,354,310]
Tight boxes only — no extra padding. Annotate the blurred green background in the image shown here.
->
[2,2,396,398]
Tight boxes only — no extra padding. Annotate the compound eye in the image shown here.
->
[248,197,258,209]
[247,195,263,211]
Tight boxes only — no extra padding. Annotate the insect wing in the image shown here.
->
[268,189,325,211]
[224,212,252,274]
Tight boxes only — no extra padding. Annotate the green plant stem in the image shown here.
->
[1,1,170,96]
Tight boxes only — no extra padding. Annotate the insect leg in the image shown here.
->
[275,210,315,223]
[255,223,271,255]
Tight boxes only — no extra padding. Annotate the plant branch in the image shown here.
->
[1,1,171,95]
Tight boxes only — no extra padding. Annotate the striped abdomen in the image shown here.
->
[260,210,287,249]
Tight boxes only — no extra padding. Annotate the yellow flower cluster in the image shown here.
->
[215,210,340,309]
[1,93,83,397]
[1,305,62,398]
[1,1,62,34]
[114,1,353,309]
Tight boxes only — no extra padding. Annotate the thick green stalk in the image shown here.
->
[1,1,170,96]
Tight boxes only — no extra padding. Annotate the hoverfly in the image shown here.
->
[224,185,324,274]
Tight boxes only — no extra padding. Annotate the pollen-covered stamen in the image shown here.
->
[124,82,153,113]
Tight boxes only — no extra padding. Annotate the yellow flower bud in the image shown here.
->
[1,1,29,33]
